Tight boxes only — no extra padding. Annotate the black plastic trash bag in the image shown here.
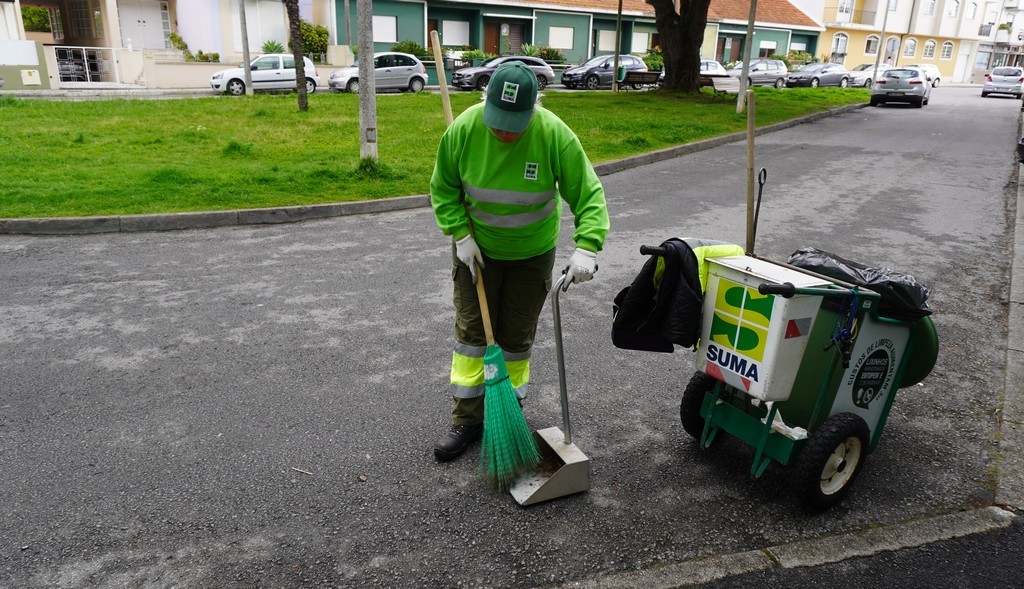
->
[788,247,932,321]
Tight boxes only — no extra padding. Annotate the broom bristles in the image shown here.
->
[480,344,540,489]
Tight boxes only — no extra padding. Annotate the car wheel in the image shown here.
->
[774,77,785,89]
[924,96,929,105]
[585,74,601,90]
[982,91,990,97]
[839,77,849,88]
[227,79,245,96]
[810,77,820,88]
[914,98,924,108]
[864,78,873,88]
[408,77,424,93]
[346,79,359,93]
[869,98,879,106]
[536,75,547,90]
[305,79,316,94]
[932,78,940,88]
[475,75,490,91]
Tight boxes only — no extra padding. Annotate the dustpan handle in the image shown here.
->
[551,272,573,444]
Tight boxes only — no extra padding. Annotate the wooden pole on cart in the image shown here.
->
[745,90,756,254]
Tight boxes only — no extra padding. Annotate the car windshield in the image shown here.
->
[852,64,873,71]
[993,67,1022,76]
[796,64,823,72]
[581,55,610,67]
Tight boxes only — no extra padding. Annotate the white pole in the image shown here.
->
[357,0,378,159]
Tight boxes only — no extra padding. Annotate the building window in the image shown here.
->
[865,35,880,55]
[48,7,65,42]
[948,0,959,17]
[791,42,807,51]
[974,51,990,69]
[831,33,848,55]
[923,0,935,15]
[966,2,977,19]
[442,20,469,46]
[903,38,917,56]
[631,32,650,53]
[941,41,954,59]
[549,26,574,50]
[758,40,777,57]
[372,16,397,43]
[889,0,898,10]
[923,40,936,57]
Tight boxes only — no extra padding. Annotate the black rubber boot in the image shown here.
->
[433,423,483,462]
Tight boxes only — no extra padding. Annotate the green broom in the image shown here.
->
[474,262,540,489]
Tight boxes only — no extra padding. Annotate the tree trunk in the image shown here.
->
[284,0,308,112]
[647,0,711,92]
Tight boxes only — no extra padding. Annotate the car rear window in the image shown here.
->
[993,67,1022,76]
[886,70,919,79]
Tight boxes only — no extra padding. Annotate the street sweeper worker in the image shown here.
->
[429,61,610,462]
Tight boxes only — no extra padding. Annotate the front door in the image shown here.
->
[484,23,500,55]
[117,0,170,49]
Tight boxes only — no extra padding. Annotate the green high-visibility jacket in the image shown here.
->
[430,102,609,260]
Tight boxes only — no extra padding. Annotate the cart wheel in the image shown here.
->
[795,413,870,511]
[680,372,716,441]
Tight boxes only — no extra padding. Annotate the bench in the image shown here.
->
[700,74,741,98]
[619,70,663,89]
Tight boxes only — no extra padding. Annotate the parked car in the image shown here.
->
[848,63,891,87]
[870,67,931,107]
[727,59,788,88]
[328,52,428,93]
[0,75,4,88]
[981,66,1024,98]
[451,55,555,91]
[211,54,319,96]
[561,54,647,90]
[657,60,728,86]
[786,62,851,87]
[903,63,941,87]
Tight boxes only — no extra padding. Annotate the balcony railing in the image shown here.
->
[822,7,877,25]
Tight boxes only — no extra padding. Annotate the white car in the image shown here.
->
[848,63,891,87]
[329,52,428,93]
[903,63,941,87]
[981,66,1024,98]
[211,54,320,96]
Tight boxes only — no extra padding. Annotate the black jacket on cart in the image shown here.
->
[612,238,704,352]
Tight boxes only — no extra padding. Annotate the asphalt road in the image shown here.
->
[1,86,1020,588]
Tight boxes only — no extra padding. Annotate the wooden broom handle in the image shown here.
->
[474,263,495,346]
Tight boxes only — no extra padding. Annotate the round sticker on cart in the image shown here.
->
[847,338,897,407]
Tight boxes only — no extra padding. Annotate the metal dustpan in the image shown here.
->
[510,273,591,506]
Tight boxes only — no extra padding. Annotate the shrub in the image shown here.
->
[537,46,565,63]
[391,40,429,57]
[262,40,285,54]
[301,20,330,56]
[643,46,664,71]
[461,49,495,61]
[521,44,541,57]
[170,32,195,62]
[21,6,51,32]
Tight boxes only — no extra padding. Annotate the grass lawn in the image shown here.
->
[0,87,869,218]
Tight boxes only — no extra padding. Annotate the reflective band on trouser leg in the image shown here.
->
[450,345,531,400]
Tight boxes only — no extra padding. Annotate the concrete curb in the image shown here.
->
[554,507,1016,589]
[0,104,864,236]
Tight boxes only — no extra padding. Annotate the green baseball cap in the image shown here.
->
[483,62,538,133]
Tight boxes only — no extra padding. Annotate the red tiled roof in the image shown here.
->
[709,0,820,28]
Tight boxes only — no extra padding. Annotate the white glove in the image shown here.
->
[566,248,597,285]
[455,235,484,283]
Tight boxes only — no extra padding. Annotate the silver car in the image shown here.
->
[869,68,931,108]
[329,52,428,93]
[210,54,320,96]
[451,56,555,91]
[848,63,891,87]
[727,59,788,88]
[981,66,1024,98]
